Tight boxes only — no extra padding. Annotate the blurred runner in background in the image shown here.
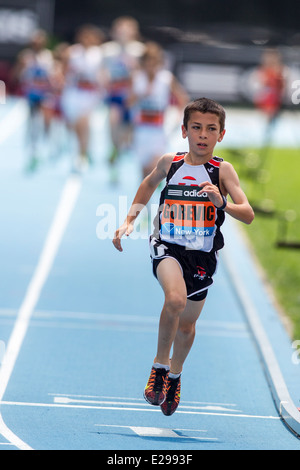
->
[60,24,105,172]
[13,30,55,171]
[101,16,145,183]
[252,48,287,147]
[129,41,189,180]
[48,42,70,162]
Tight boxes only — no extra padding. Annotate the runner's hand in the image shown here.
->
[113,222,134,252]
[198,182,224,208]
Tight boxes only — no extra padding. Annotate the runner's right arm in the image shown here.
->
[113,153,173,252]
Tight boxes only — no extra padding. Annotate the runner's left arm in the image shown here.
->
[199,161,254,225]
[220,161,254,224]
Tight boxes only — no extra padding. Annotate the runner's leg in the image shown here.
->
[170,298,206,374]
[155,257,187,367]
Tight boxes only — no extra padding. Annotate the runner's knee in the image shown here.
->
[164,291,186,314]
[178,321,196,338]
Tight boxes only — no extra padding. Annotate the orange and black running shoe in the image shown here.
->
[143,366,169,406]
[160,375,181,416]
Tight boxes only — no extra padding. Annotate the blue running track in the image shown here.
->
[0,98,300,451]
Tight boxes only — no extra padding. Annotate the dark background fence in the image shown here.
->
[1,0,300,105]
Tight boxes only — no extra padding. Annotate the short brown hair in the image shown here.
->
[183,97,226,132]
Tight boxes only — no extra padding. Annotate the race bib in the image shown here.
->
[160,184,216,241]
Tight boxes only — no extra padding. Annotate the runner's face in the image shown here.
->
[182,111,225,160]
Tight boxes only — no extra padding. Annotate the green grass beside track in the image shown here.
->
[221,147,300,340]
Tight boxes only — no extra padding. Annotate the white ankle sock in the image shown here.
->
[169,372,181,380]
[153,362,170,371]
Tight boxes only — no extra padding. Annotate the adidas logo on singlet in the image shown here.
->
[167,187,207,198]
[168,188,183,196]
[183,189,206,197]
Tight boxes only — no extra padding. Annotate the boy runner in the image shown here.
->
[113,97,254,416]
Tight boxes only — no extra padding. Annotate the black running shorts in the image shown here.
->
[149,236,218,302]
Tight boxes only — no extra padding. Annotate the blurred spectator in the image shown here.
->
[101,16,145,182]
[129,41,189,179]
[60,24,105,171]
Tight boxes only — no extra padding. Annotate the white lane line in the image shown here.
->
[222,220,300,436]
[1,308,247,337]
[0,174,82,451]
[49,393,239,408]
[0,308,247,337]
[0,400,280,420]
[0,414,30,451]
[131,427,180,438]
[130,426,217,440]
[96,424,208,433]
[95,424,218,441]
[53,396,241,413]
